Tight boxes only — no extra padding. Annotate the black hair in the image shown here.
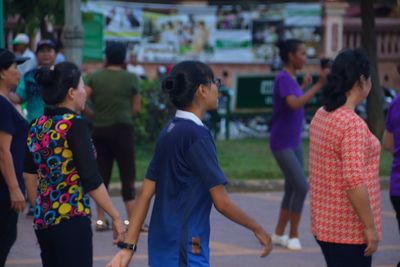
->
[0,61,13,72]
[276,39,304,64]
[322,49,370,112]
[35,61,81,105]
[161,61,214,109]
[105,42,126,66]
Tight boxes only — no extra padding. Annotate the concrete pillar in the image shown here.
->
[323,0,349,58]
[63,0,83,68]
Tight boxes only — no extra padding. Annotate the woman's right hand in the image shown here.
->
[112,218,125,244]
[9,186,25,213]
[317,68,329,86]
[106,249,134,267]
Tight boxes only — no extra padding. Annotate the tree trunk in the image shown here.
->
[361,0,384,138]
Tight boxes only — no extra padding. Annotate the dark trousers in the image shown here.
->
[92,123,136,201]
[35,217,93,267]
[0,202,18,267]
[391,195,400,233]
[316,239,372,267]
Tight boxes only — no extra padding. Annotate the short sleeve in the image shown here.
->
[186,137,228,190]
[145,157,156,181]
[15,76,27,102]
[0,98,16,135]
[277,76,298,98]
[340,120,367,190]
[67,117,103,193]
[385,100,397,133]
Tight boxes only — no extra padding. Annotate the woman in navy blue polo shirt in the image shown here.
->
[107,61,272,267]
[0,48,29,266]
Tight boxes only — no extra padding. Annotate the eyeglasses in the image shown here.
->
[213,77,221,88]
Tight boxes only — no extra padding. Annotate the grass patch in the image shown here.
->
[110,138,393,182]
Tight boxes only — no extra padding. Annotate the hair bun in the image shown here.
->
[162,76,174,93]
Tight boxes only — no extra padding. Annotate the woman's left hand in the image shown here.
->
[363,227,379,256]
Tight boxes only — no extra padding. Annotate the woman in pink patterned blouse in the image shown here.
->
[309,49,381,267]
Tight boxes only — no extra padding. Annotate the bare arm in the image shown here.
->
[89,184,123,243]
[346,185,379,256]
[107,179,155,267]
[132,94,141,114]
[286,70,327,110]
[23,172,38,206]
[382,130,394,153]
[210,184,272,257]
[0,131,25,212]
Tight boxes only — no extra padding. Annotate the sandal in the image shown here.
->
[95,219,111,232]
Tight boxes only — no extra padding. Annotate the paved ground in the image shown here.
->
[6,191,400,267]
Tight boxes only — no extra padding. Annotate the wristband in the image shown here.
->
[117,241,137,252]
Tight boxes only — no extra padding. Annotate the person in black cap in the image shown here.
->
[85,42,142,231]
[0,48,29,266]
[9,39,56,123]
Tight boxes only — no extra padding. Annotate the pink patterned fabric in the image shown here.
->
[309,106,381,244]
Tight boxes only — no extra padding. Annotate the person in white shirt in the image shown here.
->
[12,33,37,75]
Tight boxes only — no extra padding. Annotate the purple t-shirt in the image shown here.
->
[385,94,400,196]
[269,70,304,151]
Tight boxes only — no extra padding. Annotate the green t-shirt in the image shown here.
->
[85,69,140,126]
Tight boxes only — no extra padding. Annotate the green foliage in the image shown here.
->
[132,78,175,143]
[5,0,64,36]
[112,138,393,182]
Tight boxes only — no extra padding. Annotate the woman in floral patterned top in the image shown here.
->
[23,62,124,267]
[309,49,381,267]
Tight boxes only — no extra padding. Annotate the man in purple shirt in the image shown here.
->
[383,94,400,233]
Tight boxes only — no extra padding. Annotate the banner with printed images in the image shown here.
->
[283,3,322,59]
[82,1,321,63]
[252,20,284,62]
[138,8,217,62]
[83,2,143,41]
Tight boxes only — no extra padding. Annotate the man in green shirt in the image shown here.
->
[85,42,141,231]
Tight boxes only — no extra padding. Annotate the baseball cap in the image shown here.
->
[0,48,30,69]
[12,33,30,45]
[36,39,56,53]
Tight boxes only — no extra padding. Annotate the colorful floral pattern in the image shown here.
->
[27,113,91,229]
